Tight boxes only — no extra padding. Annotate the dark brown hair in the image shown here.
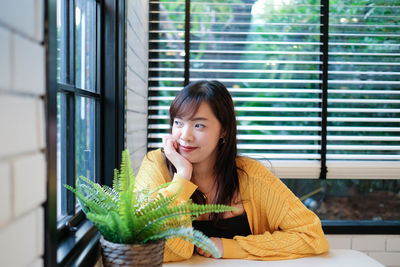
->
[166,80,240,223]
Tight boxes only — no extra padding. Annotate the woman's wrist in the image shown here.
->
[177,167,192,180]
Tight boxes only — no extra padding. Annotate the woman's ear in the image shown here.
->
[220,130,227,139]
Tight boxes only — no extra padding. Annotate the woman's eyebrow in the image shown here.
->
[190,117,208,121]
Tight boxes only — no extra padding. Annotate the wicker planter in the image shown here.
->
[100,236,165,267]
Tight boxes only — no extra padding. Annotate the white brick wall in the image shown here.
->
[327,235,400,267]
[126,0,149,173]
[352,236,386,252]
[0,209,43,266]
[387,237,400,252]
[0,162,11,225]
[0,0,43,42]
[0,1,45,266]
[14,34,45,94]
[0,27,11,90]
[369,252,400,267]
[0,95,40,158]
[13,153,46,217]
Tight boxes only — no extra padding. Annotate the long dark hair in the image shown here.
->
[166,80,240,223]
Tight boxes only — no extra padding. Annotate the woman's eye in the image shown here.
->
[174,120,182,127]
[195,123,205,129]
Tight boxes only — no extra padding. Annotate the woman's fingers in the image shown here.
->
[162,135,177,155]
[162,135,193,180]
[196,247,203,255]
[209,237,223,257]
[196,247,211,258]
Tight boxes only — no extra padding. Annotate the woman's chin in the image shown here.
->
[183,155,195,163]
[178,151,195,163]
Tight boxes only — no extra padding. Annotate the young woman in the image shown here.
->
[135,80,330,262]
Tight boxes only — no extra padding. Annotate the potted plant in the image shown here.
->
[65,149,234,267]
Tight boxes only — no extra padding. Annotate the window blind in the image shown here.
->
[326,2,400,178]
[148,0,400,179]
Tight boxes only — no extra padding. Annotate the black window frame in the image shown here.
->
[45,0,126,266]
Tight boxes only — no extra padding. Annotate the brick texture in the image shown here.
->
[0,95,39,158]
[13,34,45,94]
[126,0,149,174]
[369,252,400,267]
[326,235,352,249]
[0,27,11,90]
[352,236,386,252]
[387,238,400,252]
[0,0,36,39]
[0,0,46,257]
[13,153,46,217]
[0,162,11,225]
[0,210,40,267]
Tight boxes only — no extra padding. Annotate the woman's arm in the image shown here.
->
[221,198,330,260]
[135,150,198,262]
[218,160,329,261]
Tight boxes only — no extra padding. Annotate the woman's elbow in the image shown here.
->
[163,249,193,262]
[313,235,330,254]
[163,242,194,262]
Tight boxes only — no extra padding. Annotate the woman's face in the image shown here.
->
[172,101,223,165]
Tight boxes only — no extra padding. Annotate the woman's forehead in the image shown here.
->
[176,102,216,121]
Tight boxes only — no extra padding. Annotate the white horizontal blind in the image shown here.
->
[326,1,400,178]
[148,0,400,179]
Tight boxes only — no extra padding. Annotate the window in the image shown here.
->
[148,0,400,232]
[46,0,126,266]
[56,0,100,226]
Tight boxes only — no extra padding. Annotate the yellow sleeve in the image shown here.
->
[222,198,330,260]
[221,159,330,261]
[135,150,198,262]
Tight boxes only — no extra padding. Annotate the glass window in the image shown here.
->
[49,0,125,265]
[75,0,97,92]
[56,0,100,237]
[283,179,400,221]
[75,96,96,183]
[57,0,67,84]
[57,93,67,220]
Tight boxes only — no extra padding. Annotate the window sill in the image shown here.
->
[58,219,100,266]
[323,220,400,234]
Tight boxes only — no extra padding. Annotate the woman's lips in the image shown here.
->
[180,145,197,152]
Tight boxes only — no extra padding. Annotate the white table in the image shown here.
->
[164,249,383,267]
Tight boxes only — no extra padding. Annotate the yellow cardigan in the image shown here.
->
[135,149,330,262]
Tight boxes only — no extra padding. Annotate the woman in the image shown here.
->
[136,80,330,262]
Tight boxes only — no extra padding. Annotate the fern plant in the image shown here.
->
[65,149,235,258]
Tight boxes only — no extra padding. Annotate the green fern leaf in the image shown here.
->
[113,168,120,193]
[142,226,222,258]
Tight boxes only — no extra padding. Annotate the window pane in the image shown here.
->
[284,179,400,221]
[75,96,96,183]
[75,0,96,92]
[57,93,68,220]
[327,0,400,161]
[57,0,67,83]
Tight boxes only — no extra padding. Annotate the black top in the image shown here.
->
[192,213,252,239]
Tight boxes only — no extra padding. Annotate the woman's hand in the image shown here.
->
[162,135,193,180]
[196,237,223,258]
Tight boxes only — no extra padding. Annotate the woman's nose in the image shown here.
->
[180,125,193,141]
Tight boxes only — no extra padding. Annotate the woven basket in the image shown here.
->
[100,236,165,267]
